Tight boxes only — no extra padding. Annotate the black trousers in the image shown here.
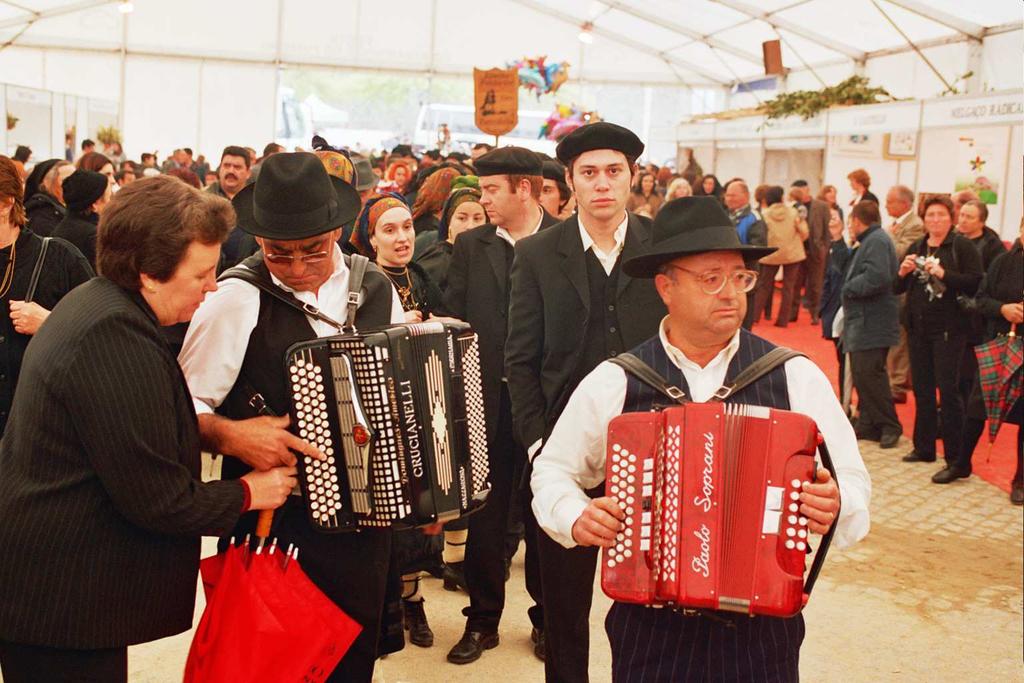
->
[221,499,392,683]
[538,495,602,683]
[908,330,966,467]
[753,263,801,327]
[0,642,127,683]
[463,386,544,632]
[850,347,902,436]
[605,603,803,682]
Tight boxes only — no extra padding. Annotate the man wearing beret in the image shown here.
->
[505,122,666,682]
[539,155,575,221]
[440,147,560,665]
[532,196,871,682]
[179,153,406,682]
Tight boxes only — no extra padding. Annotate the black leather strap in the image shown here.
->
[710,347,806,401]
[219,266,344,331]
[25,237,50,304]
[345,254,369,329]
[609,353,688,404]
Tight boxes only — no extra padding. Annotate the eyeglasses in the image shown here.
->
[664,265,759,295]
[264,251,330,265]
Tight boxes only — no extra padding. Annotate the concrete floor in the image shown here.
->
[20,435,1021,682]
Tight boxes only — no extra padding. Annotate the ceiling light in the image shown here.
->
[578,21,594,44]
[118,1,134,14]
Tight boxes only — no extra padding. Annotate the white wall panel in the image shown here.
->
[197,62,277,162]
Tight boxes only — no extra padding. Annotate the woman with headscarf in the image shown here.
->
[415,176,487,292]
[379,159,413,195]
[23,159,74,237]
[51,169,113,269]
[696,173,725,204]
[411,165,462,236]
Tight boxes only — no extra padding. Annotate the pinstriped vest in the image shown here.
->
[623,329,790,413]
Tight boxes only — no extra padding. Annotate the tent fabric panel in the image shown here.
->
[121,55,201,160]
[127,0,279,61]
[197,62,278,165]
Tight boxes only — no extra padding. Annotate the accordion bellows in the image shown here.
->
[601,402,823,617]
[285,321,490,531]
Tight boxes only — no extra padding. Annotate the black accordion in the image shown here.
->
[284,321,490,532]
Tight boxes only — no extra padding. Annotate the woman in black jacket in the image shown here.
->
[51,169,111,269]
[0,176,295,682]
[895,195,983,484]
[22,159,73,237]
[964,221,1023,504]
[415,178,487,293]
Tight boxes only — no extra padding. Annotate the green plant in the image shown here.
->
[96,125,122,146]
[5,113,16,131]
[760,76,894,121]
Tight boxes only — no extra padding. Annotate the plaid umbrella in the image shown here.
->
[974,323,1023,443]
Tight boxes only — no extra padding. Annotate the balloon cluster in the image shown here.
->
[538,104,601,142]
[508,56,570,98]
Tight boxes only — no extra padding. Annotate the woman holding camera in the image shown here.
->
[895,195,983,484]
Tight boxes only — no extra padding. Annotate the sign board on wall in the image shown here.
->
[715,116,764,140]
[827,101,920,135]
[473,68,519,138]
[677,122,716,143]
[922,92,1023,129]
[761,114,826,139]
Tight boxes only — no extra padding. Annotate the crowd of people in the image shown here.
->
[0,120,1018,682]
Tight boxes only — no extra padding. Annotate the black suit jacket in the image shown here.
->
[0,278,243,649]
[440,211,560,442]
[505,213,666,450]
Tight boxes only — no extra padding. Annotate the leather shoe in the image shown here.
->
[879,430,902,449]
[931,466,970,484]
[403,599,433,648]
[443,562,468,593]
[1011,482,1024,505]
[892,392,908,404]
[531,627,546,662]
[446,630,499,664]
[902,451,936,463]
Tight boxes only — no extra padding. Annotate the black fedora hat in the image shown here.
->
[623,196,777,278]
[233,152,362,240]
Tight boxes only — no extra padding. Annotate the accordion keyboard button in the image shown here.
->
[791,479,801,488]
[798,517,808,526]
[787,515,797,524]
[786,528,796,537]
[797,529,807,539]
[796,542,806,551]
[788,503,798,513]
[790,491,800,501]
[785,540,795,550]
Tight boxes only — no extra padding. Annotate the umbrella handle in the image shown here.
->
[256,510,274,539]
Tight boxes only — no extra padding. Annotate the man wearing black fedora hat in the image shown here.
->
[179,152,406,682]
[532,196,871,682]
[505,121,666,682]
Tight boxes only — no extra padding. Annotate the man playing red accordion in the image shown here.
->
[531,196,871,682]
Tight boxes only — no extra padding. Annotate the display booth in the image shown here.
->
[3,82,118,164]
[678,89,1022,240]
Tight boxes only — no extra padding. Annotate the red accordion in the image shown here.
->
[601,401,836,618]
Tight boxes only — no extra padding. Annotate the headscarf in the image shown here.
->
[411,166,462,220]
[438,176,485,242]
[350,191,410,257]
[24,158,60,200]
[385,159,413,187]
[315,150,356,184]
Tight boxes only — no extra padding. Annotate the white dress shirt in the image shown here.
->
[531,318,871,551]
[578,212,628,275]
[495,208,545,247]
[179,244,405,415]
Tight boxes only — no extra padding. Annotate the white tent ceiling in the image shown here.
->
[0,0,1020,89]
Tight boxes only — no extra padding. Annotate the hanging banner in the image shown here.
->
[474,68,519,137]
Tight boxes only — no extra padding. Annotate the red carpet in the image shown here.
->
[754,308,1018,493]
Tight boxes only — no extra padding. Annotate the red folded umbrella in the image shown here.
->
[184,540,362,683]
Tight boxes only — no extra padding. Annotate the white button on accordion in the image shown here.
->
[285,321,490,532]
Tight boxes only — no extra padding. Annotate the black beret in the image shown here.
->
[474,146,543,177]
[541,158,567,184]
[555,122,644,165]
[62,169,108,212]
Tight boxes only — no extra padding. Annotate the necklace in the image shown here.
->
[381,264,419,311]
[0,236,17,299]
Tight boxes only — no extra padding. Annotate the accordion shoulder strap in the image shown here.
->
[609,353,688,404]
[344,253,369,329]
[711,347,805,402]
[25,237,51,304]
[219,265,344,331]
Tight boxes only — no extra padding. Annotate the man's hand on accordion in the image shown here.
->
[799,468,841,536]
[571,497,625,548]
[218,414,326,471]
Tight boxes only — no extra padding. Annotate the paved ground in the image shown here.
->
[111,435,1023,683]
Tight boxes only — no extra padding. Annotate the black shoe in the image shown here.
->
[902,451,936,463]
[403,599,434,648]
[446,630,499,664]
[1011,482,1024,505]
[855,427,882,442]
[931,466,970,484]
[879,430,902,449]
[443,562,468,592]
[531,627,545,662]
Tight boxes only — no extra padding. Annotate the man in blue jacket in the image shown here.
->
[842,200,903,448]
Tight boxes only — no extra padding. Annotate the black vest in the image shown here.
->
[579,249,625,382]
[623,329,790,413]
[215,253,395,480]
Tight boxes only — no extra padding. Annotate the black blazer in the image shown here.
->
[51,210,99,269]
[440,211,560,442]
[0,278,244,649]
[505,213,666,449]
